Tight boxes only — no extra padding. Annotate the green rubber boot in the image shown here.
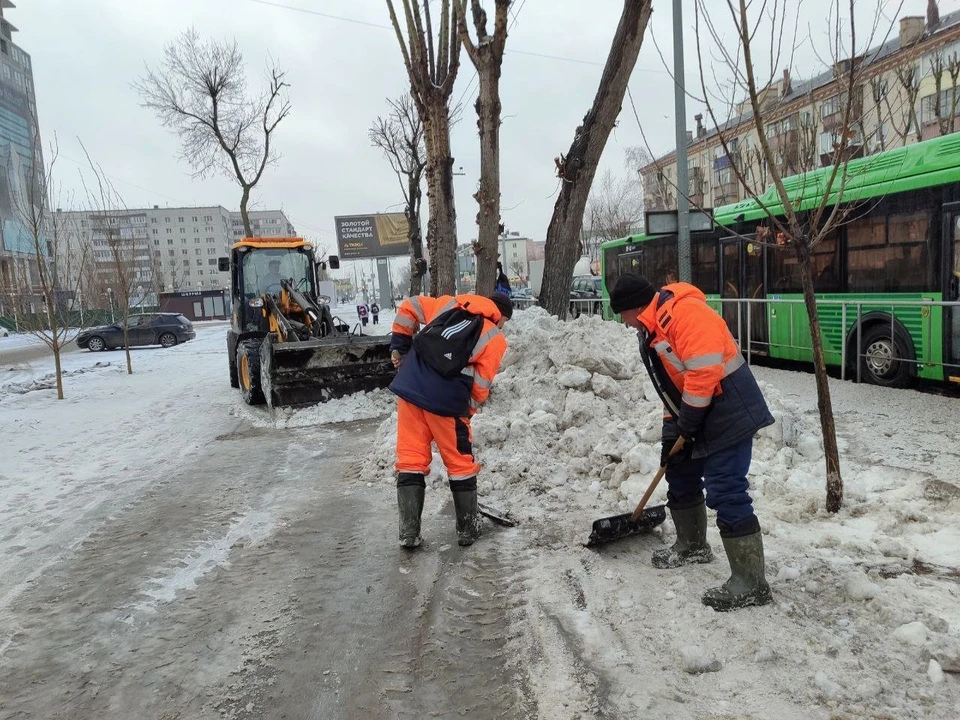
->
[397,474,425,549]
[452,487,482,547]
[702,531,772,611]
[652,502,714,569]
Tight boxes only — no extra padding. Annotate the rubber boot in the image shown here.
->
[397,473,425,549]
[701,531,772,611]
[651,502,714,569]
[452,486,482,547]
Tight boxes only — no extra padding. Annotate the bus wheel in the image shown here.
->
[858,324,913,388]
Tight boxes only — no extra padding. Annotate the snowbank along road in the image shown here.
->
[1,311,959,719]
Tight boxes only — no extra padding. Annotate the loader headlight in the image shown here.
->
[249,298,264,308]
[318,295,331,305]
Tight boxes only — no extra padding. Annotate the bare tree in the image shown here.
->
[9,143,87,399]
[928,48,960,137]
[136,28,291,237]
[538,1,654,316]
[80,147,140,376]
[369,94,428,295]
[884,63,923,144]
[694,0,898,513]
[584,168,644,262]
[508,259,525,280]
[457,0,510,295]
[387,0,463,295]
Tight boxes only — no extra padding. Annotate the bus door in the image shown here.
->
[944,208,960,382]
[720,236,768,355]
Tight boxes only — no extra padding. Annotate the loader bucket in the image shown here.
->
[260,333,395,409]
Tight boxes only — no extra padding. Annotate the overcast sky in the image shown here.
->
[18,0,959,269]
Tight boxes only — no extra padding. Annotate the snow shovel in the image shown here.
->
[585,437,685,547]
[478,502,517,527]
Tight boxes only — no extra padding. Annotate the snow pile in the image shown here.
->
[235,388,395,429]
[360,307,804,521]
[0,361,118,398]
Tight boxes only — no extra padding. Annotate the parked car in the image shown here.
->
[569,275,603,317]
[77,313,196,352]
[512,287,533,299]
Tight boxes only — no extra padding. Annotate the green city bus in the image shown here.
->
[600,133,960,387]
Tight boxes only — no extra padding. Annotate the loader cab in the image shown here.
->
[225,238,318,333]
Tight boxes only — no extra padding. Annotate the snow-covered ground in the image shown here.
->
[3,308,958,717]
[360,307,960,718]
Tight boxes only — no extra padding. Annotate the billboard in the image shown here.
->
[334,213,410,259]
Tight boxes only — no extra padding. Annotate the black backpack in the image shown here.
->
[413,305,485,378]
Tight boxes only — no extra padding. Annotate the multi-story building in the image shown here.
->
[57,206,295,305]
[0,0,43,316]
[642,7,960,212]
[498,233,532,280]
[229,209,296,241]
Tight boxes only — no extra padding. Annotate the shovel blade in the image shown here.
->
[478,502,516,527]
[585,504,667,547]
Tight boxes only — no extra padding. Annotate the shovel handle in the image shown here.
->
[629,437,685,523]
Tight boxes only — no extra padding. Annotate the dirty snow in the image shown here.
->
[359,306,960,718]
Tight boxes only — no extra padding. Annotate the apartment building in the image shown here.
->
[642,6,960,212]
[56,206,295,306]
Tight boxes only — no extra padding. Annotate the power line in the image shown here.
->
[245,0,669,73]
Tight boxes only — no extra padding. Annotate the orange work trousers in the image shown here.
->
[395,398,479,483]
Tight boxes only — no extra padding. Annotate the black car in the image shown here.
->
[77,313,196,352]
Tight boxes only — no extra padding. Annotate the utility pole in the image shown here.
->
[673,0,691,283]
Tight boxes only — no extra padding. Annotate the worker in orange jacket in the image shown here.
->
[389,291,512,548]
[610,274,775,611]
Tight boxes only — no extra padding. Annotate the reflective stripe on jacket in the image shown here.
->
[389,294,507,417]
[635,283,774,458]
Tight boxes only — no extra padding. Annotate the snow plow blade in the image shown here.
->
[260,334,395,409]
[584,505,666,547]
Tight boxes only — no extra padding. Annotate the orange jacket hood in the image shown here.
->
[453,294,504,323]
[637,282,706,332]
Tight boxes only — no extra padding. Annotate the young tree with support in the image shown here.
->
[369,94,428,296]
[538,0,654,317]
[81,150,139,376]
[693,0,897,512]
[386,0,463,295]
[136,29,291,238]
[10,144,87,400]
[457,0,511,295]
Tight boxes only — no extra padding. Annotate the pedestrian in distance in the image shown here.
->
[371,302,380,325]
[609,273,775,611]
[495,262,512,297]
[389,291,513,548]
[357,303,369,327]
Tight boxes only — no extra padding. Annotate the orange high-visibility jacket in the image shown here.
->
[389,294,508,417]
[634,283,774,457]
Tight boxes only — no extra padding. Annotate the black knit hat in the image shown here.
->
[488,291,513,320]
[609,274,656,314]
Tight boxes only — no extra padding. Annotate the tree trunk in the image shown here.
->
[45,296,64,400]
[239,187,252,238]
[539,0,653,316]
[407,174,425,296]
[423,110,457,296]
[121,304,133,375]
[473,60,502,296]
[797,244,843,512]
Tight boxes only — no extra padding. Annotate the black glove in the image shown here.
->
[660,437,693,468]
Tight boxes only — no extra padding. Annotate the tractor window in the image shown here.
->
[242,250,312,297]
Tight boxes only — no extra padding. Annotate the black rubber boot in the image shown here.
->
[652,502,714,569]
[702,531,772,611]
[451,481,482,547]
[397,473,425,549]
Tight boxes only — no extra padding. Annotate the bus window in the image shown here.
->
[603,246,619,294]
[812,232,841,292]
[645,237,678,287]
[848,210,934,292]
[692,237,719,293]
[618,250,644,280]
